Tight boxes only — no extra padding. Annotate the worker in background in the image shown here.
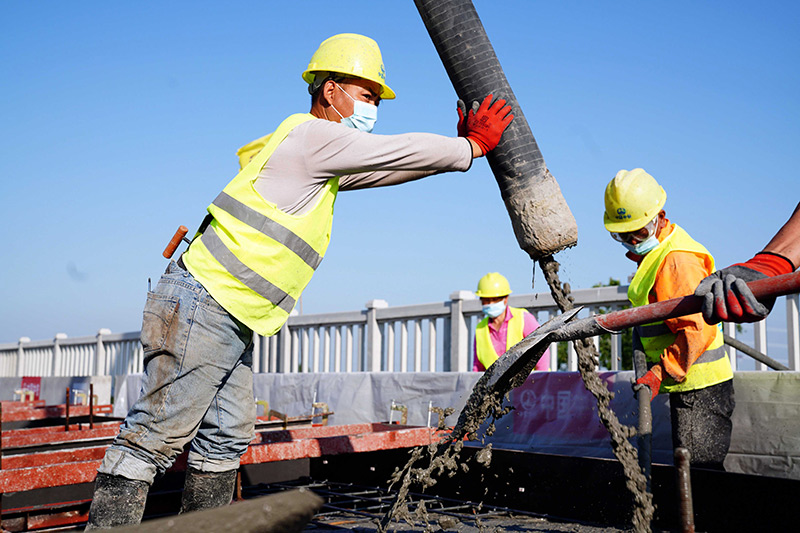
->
[695,201,799,324]
[603,168,734,470]
[473,272,549,372]
[85,33,514,529]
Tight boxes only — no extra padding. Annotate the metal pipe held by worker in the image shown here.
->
[415,0,578,260]
[484,270,800,394]
[107,488,323,533]
[674,447,695,533]
[723,333,788,370]
[633,343,653,491]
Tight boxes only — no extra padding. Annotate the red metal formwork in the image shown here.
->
[0,500,92,533]
[2,424,120,450]
[1,404,113,423]
[0,460,101,494]
[0,423,444,494]
[242,423,442,464]
[0,400,46,412]
[1,446,107,470]
[0,421,119,439]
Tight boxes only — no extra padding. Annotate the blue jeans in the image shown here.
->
[99,261,256,483]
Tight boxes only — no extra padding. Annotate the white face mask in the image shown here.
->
[331,83,378,133]
[621,233,660,255]
[482,301,506,318]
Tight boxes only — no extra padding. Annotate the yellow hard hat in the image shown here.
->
[302,33,395,100]
[603,168,667,233]
[475,272,512,298]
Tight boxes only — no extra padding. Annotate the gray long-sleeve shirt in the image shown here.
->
[254,118,473,216]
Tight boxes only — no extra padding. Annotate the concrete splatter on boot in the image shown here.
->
[84,473,149,530]
[179,468,238,513]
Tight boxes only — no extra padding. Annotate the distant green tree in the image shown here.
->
[555,278,633,371]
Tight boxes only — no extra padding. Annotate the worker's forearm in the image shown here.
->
[762,201,800,268]
[340,169,436,190]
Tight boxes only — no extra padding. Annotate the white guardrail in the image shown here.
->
[1,287,799,377]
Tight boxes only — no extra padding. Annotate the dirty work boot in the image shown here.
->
[84,473,149,530]
[179,468,238,513]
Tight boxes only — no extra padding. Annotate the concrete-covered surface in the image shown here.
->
[105,371,800,479]
[278,446,799,532]
[311,515,631,532]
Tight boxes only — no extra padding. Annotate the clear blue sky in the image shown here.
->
[2,1,798,342]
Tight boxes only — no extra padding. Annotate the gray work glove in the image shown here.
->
[456,99,480,137]
[694,265,771,324]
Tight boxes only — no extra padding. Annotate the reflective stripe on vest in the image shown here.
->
[211,191,323,270]
[475,307,526,370]
[198,228,295,314]
[628,224,733,393]
[183,113,339,336]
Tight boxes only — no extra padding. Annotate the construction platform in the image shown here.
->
[2,371,800,531]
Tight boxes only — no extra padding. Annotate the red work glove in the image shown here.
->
[634,369,662,402]
[694,252,795,324]
[462,94,514,155]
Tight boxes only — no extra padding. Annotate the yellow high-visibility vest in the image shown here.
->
[475,307,526,370]
[628,224,733,394]
[236,133,273,170]
[183,113,338,336]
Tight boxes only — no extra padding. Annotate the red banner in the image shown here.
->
[20,376,42,401]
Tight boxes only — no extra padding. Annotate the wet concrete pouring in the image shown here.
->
[371,257,653,533]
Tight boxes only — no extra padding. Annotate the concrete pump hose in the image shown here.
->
[414,0,578,260]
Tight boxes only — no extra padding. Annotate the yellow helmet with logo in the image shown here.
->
[475,272,512,298]
[603,168,667,233]
[302,33,395,100]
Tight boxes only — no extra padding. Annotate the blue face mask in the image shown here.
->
[482,301,506,318]
[621,233,660,255]
[332,83,378,133]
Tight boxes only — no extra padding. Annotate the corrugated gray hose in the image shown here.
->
[414,0,578,260]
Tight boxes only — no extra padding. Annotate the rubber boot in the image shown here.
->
[179,468,238,513]
[84,473,149,530]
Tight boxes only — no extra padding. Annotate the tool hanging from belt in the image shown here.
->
[162,215,212,260]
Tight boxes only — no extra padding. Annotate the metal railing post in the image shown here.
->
[279,325,291,373]
[753,319,768,371]
[568,341,577,371]
[366,299,388,371]
[448,291,471,372]
[366,300,389,372]
[251,333,262,373]
[787,294,800,370]
[610,333,622,371]
[16,337,29,377]
[95,329,111,376]
[723,322,738,371]
[52,333,67,377]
